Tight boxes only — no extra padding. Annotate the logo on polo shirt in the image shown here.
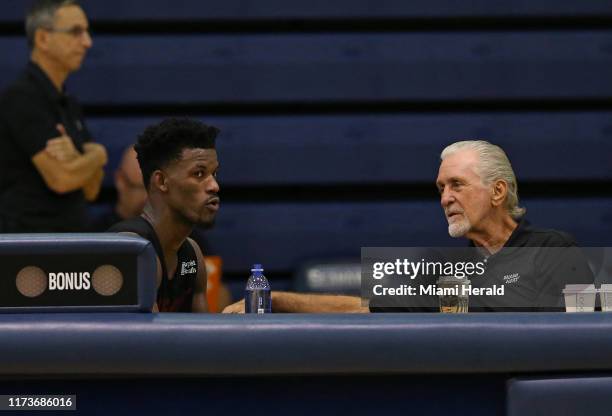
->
[180,260,197,276]
[503,273,520,284]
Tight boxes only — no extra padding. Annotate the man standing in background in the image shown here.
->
[0,0,107,232]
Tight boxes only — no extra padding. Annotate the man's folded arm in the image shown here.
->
[32,141,107,194]
[82,167,104,201]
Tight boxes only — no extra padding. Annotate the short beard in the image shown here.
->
[198,217,216,230]
[448,217,471,238]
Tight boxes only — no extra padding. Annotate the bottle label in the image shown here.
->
[245,288,271,313]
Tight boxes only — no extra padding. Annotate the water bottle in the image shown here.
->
[245,264,272,313]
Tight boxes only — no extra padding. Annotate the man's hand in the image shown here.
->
[222,299,245,314]
[83,142,108,166]
[32,125,108,195]
[45,124,79,162]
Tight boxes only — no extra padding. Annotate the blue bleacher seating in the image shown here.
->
[3,1,612,21]
[85,113,612,188]
[204,198,612,273]
[1,1,610,279]
[2,32,612,104]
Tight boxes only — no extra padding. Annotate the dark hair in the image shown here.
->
[26,0,79,49]
[135,118,219,189]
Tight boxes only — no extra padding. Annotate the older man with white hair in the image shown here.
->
[437,140,525,247]
[434,140,593,311]
[223,140,593,313]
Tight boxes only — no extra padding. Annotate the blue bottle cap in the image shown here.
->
[251,264,264,272]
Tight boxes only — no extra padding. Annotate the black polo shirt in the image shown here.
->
[0,62,92,232]
[468,219,594,311]
[370,219,595,312]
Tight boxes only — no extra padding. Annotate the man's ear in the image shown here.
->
[151,170,168,192]
[491,180,508,207]
[114,170,123,191]
[33,28,49,52]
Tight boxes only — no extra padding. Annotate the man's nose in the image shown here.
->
[208,176,220,194]
[82,31,93,48]
[440,187,453,207]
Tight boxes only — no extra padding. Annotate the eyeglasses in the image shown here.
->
[44,26,91,38]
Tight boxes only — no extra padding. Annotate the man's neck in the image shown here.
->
[115,203,139,223]
[468,214,518,254]
[30,53,68,92]
[142,204,193,256]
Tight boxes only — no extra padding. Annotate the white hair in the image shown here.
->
[441,140,526,220]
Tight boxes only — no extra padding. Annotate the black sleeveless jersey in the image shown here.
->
[109,216,199,312]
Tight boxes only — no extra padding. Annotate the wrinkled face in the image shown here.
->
[436,149,492,238]
[39,5,92,73]
[162,148,220,227]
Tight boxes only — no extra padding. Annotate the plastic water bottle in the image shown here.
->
[245,264,271,313]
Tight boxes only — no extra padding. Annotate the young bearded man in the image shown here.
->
[110,118,220,313]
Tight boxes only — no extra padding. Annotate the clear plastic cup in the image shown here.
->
[562,284,597,312]
[436,276,470,313]
[599,284,612,312]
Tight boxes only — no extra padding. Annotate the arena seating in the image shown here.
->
[4,1,612,21]
[0,0,610,281]
[2,32,612,103]
[84,113,612,186]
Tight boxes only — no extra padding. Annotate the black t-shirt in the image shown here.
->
[370,219,595,312]
[0,62,91,232]
[108,216,200,312]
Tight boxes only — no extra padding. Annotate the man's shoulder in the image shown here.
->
[108,216,150,237]
[182,236,204,260]
[1,71,41,101]
[0,75,45,116]
[520,222,577,247]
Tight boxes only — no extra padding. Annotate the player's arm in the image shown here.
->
[223,292,369,313]
[32,124,107,194]
[188,237,208,313]
[272,292,369,313]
